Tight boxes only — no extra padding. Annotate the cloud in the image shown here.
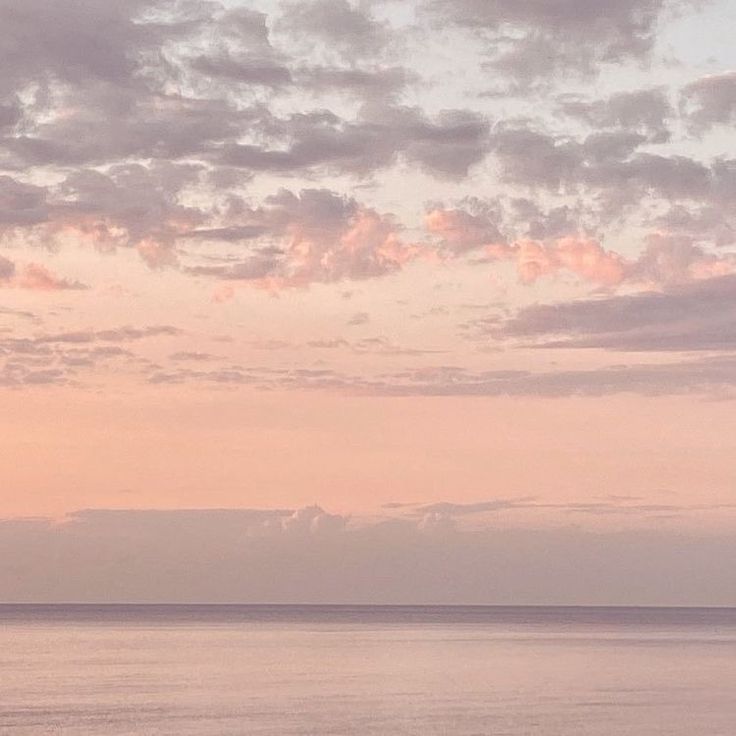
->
[0,176,49,228]
[559,87,673,142]
[5,94,244,168]
[682,71,736,131]
[0,1,242,171]
[142,352,736,398]
[214,104,490,180]
[347,311,370,326]
[0,305,38,322]
[0,257,87,291]
[493,232,734,289]
[0,0,717,294]
[426,188,736,287]
[0,324,180,388]
[0,0,483,182]
[0,102,21,131]
[1,506,735,604]
[53,162,205,258]
[428,201,626,285]
[278,505,348,536]
[629,232,736,285]
[0,0,166,91]
[278,0,392,59]
[401,496,734,520]
[33,326,181,344]
[169,351,219,362]
[413,498,536,516]
[0,254,15,280]
[185,7,298,90]
[488,124,725,213]
[654,204,736,248]
[428,0,691,83]
[296,65,414,101]
[1,0,733,366]
[425,204,504,254]
[190,54,292,87]
[0,164,208,270]
[148,367,253,386]
[15,263,87,291]
[361,356,736,398]
[495,273,736,351]
[187,188,422,287]
[493,237,628,286]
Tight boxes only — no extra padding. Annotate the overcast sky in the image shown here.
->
[1,0,736,603]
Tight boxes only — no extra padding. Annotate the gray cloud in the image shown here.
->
[510,198,587,240]
[0,0,166,92]
[429,0,689,83]
[50,162,206,266]
[32,326,181,345]
[0,305,38,322]
[347,311,370,326]
[169,351,219,362]
[187,6,292,87]
[0,254,15,280]
[144,353,736,399]
[486,122,736,231]
[1,506,735,604]
[190,54,292,87]
[368,357,736,398]
[148,367,253,385]
[399,496,736,524]
[296,65,414,101]
[0,325,179,387]
[0,176,49,227]
[215,104,490,180]
[278,0,392,59]
[655,204,736,248]
[491,125,714,198]
[682,71,736,131]
[6,96,245,168]
[559,87,673,142]
[0,1,426,180]
[496,273,736,351]
[0,102,21,131]
[411,498,536,516]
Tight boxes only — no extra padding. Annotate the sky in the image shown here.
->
[1,0,736,603]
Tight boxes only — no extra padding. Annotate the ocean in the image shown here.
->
[1,605,735,735]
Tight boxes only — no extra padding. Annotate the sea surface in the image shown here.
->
[1,605,735,735]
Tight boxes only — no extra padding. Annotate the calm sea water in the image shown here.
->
[1,605,735,735]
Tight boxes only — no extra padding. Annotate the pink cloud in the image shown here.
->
[425,207,504,253]
[632,232,736,286]
[14,263,87,291]
[211,191,428,292]
[427,205,736,289]
[426,207,627,285]
[286,207,412,283]
[509,237,628,286]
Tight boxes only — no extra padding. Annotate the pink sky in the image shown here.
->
[1,0,736,602]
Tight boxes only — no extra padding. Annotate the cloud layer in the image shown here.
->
[0,0,733,291]
[2,0,736,567]
[2,506,735,604]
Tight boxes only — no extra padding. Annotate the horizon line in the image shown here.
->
[2,602,735,610]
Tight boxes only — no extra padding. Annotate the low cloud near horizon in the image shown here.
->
[2,505,735,606]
